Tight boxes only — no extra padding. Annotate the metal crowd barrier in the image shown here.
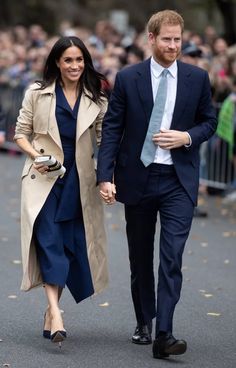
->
[0,83,25,152]
[200,137,235,190]
[200,102,235,191]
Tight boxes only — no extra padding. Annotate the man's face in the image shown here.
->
[149,24,182,67]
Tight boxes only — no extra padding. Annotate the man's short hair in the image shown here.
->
[147,10,184,37]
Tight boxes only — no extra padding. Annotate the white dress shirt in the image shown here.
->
[150,57,177,165]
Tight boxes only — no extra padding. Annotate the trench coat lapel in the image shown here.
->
[39,83,62,149]
[76,92,100,141]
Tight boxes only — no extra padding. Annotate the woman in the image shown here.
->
[14,36,109,346]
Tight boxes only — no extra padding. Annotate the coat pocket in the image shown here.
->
[21,159,33,179]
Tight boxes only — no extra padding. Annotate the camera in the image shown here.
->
[34,155,66,178]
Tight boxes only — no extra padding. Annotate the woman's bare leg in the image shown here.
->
[44,284,66,335]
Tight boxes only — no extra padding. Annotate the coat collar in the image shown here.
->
[34,82,55,95]
[33,81,101,146]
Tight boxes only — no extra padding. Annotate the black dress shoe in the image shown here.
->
[152,333,187,359]
[132,323,152,345]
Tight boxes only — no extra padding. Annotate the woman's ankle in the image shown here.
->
[50,309,65,333]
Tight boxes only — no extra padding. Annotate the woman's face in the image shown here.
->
[56,45,85,84]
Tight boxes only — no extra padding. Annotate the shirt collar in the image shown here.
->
[150,57,177,78]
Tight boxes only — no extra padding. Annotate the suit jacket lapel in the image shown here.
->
[136,58,153,122]
[171,61,192,129]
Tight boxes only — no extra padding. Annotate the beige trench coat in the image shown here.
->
[14,82,108,294]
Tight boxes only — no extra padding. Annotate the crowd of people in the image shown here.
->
[0,19,236,99]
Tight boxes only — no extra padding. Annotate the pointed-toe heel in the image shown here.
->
[51,330,67,348]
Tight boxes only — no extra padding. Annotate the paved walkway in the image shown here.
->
[0,152,236,368]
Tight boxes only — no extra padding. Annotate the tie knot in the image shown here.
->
[162,69,169,77]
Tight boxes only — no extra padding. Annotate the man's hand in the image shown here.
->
[99,182,116,205]
[152,128,190,149]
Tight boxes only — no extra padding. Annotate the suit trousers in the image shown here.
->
[124,163,194,336]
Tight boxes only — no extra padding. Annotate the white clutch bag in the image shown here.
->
[34,155,66,178]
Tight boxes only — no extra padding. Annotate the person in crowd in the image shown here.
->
[0,104,6,146]
[181,41,202,64]
[126,44,145,65]
[203,25,218,49]
[97,9,217,359]
[14,36,108,346]
[218,76,236,202]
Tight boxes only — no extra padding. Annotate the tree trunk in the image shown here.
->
[215,0,236,44]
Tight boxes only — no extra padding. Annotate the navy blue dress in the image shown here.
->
[34,83,94,303]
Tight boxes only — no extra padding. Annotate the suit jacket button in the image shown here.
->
[91,153,94,159]
[40,149,44,153]
[89,124,93,129]
[31,174,36,179]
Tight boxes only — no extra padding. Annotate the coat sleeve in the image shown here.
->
[97,73,126,182]
[96,97,108,147]
[187,71,217,148]
[14,87,34,141]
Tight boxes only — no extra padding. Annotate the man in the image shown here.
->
[97,10,217,359]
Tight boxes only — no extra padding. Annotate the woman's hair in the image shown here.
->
[147,10,184,37]
[37,36,107,104]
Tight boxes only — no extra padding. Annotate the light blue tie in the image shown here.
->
[140,69,169,167]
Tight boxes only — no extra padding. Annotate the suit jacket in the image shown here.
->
[14,82,108,293]
[97,58,217,206]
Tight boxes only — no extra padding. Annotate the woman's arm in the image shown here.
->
[15,137,49,175]
[14,136,39,160]
[14,88,49,174]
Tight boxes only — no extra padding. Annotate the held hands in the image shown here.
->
[152,128,190,149]
[99,182,116,205]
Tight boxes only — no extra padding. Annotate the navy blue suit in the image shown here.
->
[97,58,217,335]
